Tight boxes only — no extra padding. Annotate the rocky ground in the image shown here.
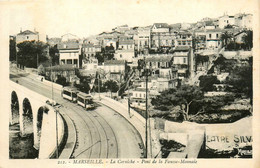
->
[9,124,38,159]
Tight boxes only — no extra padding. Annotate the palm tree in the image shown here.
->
[221,31,232,47]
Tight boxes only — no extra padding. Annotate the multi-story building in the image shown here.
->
[118,39,135,50]
[133,27,151,51]
[145,55,172,70]
[99,60,126,82]
[150,23,175,49]
[130,88,147,110]
[101,60,126,73]
[175,31,192,47]
[194,29,223,50]
[97,31,121,49]
[114,49,135,62]
[82,43,101,58]
[58,42,81,68]
[173,46,195,78]
[235,13,253,29]
[218,15,235,29]
[16,30,39,44]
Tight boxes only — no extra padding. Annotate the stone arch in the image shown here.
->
[36,106,49,146]
[22,98,34,136]
[10,91,20,126]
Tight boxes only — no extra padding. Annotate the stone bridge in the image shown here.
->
[9,81,65,159]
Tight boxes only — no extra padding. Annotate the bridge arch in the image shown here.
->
[10,91,20,126]
[36,106,49,147]
[10,81,65,158]
[22,98,34,136]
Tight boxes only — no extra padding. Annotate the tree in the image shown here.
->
[95,52,104,64]
[17,41,49,68]
[74,70,92,93]
[104,80,119,97]
[151,85,235,121]
[56,76,69,86]
[151,85,203,121]
[242,30,253,50]
[225,57,252,103]
[49,44,59,65]
[221,31,233,47]
[199,75,220,92]
[9,38,16,62]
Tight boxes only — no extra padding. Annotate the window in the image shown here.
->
[216,34,219,38]
[178,42,181,45]
[183,41,186,45]
[183,58,186,64]
[139,93,142,98]
[209,34,212,39]
[27,36,29,39]
[120,54,122,58]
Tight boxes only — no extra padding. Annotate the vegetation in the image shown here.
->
[16,41,49,68]
[225,57,252,103]
[56,76,69,87]
[49,44,59,65]
[151,85,237,122]
[199,75,220,92]
[74,70,91,93]
[104,80,119,97]
[9,38,16,62]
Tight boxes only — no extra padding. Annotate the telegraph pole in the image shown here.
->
[98,73,100,100]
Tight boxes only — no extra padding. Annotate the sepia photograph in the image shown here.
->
[1,0,259,167]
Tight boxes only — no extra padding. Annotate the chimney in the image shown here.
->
[20,28,22,33]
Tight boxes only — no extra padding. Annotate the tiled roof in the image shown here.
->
[194,28,225,33]
[146,56,172,62]
[153,23,169,29]
[119,40,134,45]
[58,42,79,49]
[174,46,190,51]
[82,43,95,47]
[17,30,38,36]
[45,64,76,71]
[133,87,147,92]
[103,60,125,65]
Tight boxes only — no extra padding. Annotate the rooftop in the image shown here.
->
[153,23,169,29]
[58,42,80,49]
[174,46,190,52]
[103,60,126,65]
[45,64,76,71]
[17,30,38,36]
[146,56,172,62]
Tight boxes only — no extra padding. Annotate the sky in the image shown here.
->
[4,0,258,38]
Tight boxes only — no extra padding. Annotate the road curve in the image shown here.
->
[10,72,143,158]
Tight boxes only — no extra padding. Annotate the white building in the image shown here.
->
[16,30,39,44]
[58,43,80,68]
[114,50,135,62]
[218,15,235,29]
[101,60,126,73]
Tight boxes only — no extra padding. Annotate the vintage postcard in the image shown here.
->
[0,0,259,167]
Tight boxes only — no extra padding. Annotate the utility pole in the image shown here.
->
[50,57,58,158]
[128,79,131,118]
[98,73,100,100]
[37,53,39,69]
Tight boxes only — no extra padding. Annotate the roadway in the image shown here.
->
[10,71,143,158]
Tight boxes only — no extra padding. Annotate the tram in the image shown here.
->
[61,87,78,102]
[77,92,94,109]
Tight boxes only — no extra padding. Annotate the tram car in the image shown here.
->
[77,92,94,109]
[62,87,79,102]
